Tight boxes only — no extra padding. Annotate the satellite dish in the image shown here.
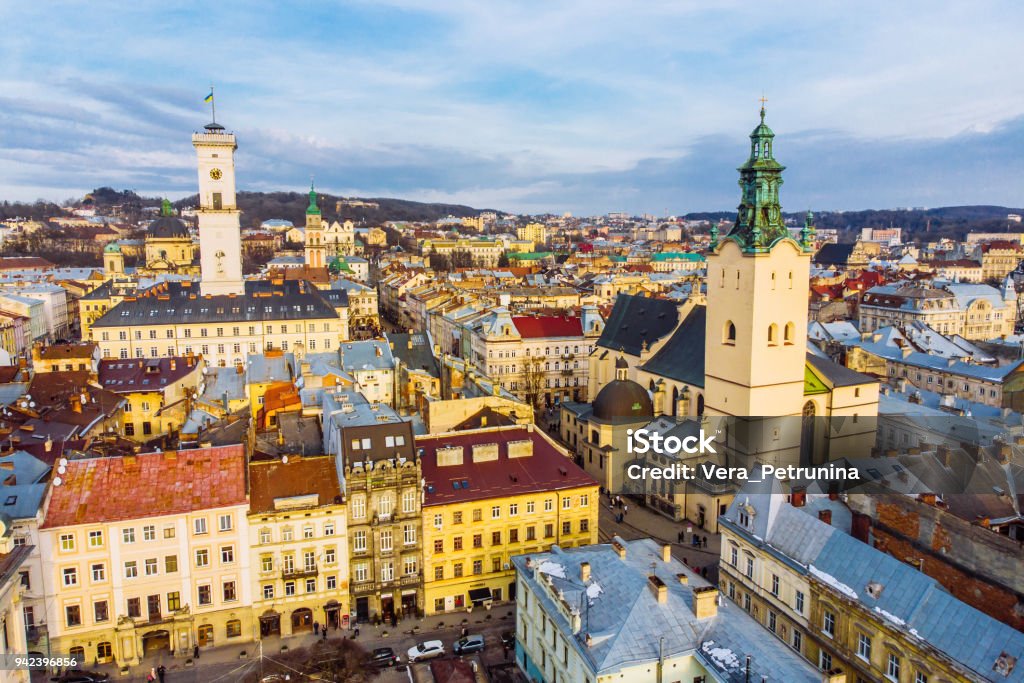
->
[53,477,62,487]
[282,455,289,464]
[29,402,35,409]
[24,395,31,401]
[202,367,208,375]
[58,457,68,467]
[57,465,66,475]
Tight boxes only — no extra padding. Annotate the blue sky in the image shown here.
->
[2,1,1023,215]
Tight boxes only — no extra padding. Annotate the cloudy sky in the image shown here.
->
[2,1,1023,215]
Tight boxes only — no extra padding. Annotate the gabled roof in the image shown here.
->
[639,305,706,387]
[596,293,679,356]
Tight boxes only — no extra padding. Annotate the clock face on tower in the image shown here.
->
[209,168,223,180]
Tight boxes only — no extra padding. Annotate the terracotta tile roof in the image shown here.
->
[511,315,583,339]
[418,426,597,507]
[980,240,1024,252]
[41,444,247,528]
[38,343,97,360]
[248,455,341,513]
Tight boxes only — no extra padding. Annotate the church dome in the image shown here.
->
[104,242,121,254]
[592,379,653,422]
[148,216,190,240]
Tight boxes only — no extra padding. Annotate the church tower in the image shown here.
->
[193,121,244,296]
[703,106,813,418]
[103,242,124,278]
[304,182,326,269]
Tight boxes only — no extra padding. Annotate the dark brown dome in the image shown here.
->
[592,379,653,422]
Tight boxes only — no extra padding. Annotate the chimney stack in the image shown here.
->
[611,540,626,559]
[693,586,718,619]
[818,509,832,526]
[648,575,667,604]
[791,488,806,508]
[661,544,672,563]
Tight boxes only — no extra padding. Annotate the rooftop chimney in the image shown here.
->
[648,575,667,604]
[661,544,672,563]
[611,540,626,559]
[693,586,718,619]
[818,509,833,526]
[676,573,689,585]
[791,488,806,508]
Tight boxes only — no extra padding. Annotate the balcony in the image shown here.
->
[560,368,574,376]
[282,566,318,580]
[400,574,422,587]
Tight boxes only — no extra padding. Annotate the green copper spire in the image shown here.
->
[306,180,321,216]
[800,210,816,251]
[160,198,173,217]
[724,104,789,252]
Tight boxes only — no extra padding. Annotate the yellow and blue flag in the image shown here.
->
[204,90,214,103]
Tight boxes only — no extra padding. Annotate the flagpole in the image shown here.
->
[210,84,216,125]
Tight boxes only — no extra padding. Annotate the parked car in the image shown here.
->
[501,630,516,648]
[453,634,486,655]
[407,640,445,662]
[371,647,401,667]
[51,672,110,683]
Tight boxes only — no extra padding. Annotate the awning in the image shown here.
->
[469,588,492,604]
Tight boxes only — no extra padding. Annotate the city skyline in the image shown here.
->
[3,2,1024,214]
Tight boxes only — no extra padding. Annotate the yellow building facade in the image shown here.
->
[248,457,351,639]
[417,426,599,615]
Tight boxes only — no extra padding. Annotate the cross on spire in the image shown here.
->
[759,95,768,121]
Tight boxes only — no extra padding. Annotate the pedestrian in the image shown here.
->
[623,504,628,517]
[354,627,360,639]
[157,665,166,683]
[701,566,708,578]
[702,536,708,548]
[322,628,328,642]
[147,668,156,683]
[314,621,320,636]
[193,644,200,660]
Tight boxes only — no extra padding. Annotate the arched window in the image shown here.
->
[788,271,794,289]
[768,324,778,346]
[784,322,795,345]
[724,321,736,344]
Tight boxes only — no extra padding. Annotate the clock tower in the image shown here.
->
[193,121,244,296]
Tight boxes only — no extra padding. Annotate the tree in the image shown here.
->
[429,252,452,272]
[519,355,547,409]
[241,638,373,683]
[497,252,510,268]
[450,249,475,269]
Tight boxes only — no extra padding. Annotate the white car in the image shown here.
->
[407,640,445,662]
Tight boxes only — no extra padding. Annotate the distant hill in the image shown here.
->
[66,188,497,226]
[685,206,1024,242]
